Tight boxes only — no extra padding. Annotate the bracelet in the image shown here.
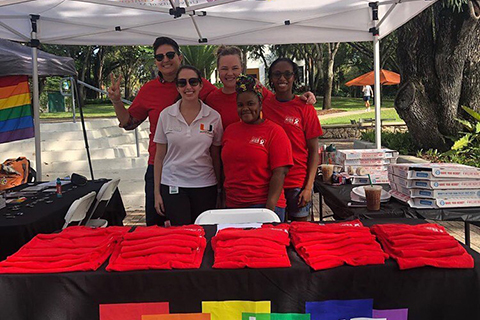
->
[111,99,122,104]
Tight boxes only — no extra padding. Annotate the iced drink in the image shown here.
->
[321,164,334,183]
[364,185,382,211]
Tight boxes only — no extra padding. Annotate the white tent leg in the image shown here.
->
[31,17,42,179]
[373,34,381,149]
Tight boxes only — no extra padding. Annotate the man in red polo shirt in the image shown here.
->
[108,37,215,226]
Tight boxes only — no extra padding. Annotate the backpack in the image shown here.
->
[0,157,33,191]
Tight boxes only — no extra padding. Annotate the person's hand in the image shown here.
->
[297,188,312,207]
[108,73,122,104]
[300,91,316,105]
[154,192,165,216]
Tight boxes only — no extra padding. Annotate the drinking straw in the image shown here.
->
[367,174,373,186]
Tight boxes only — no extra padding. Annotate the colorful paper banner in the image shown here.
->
[242,312,310,320]
[202,301,271,320]
[306,299,373,320]
[99,302,169,320]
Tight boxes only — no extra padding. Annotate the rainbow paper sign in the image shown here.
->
[99,302,169,320]
[142,313,210,320]
[202,301,271,320]
[242,312,310,320]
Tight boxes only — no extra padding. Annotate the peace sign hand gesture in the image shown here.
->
[108,73,123,104]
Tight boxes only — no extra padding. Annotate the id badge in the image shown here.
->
[169,186,179,194]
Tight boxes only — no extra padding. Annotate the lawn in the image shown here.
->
[321,108,403,125]
[40,104,116,119]
[314,96,395,111]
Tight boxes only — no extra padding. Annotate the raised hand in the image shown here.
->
[108,73,122,103]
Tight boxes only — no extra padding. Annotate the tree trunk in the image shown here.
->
[395,2,480,150]
[322,43,340,110]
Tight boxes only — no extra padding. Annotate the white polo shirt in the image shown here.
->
[153,100,223,188]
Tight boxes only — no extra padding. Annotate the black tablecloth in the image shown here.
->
[0,219,479,320]
[0,180,126,260]
[314,177,480,222]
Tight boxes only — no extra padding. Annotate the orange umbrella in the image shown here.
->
[345,69,400,86]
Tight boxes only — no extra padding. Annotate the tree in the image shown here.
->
[180,45,217,80]
[322,43,340,109]
[395,0,480,150]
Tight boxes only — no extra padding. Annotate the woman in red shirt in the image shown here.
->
[262,58,323,221]
[221,75,293,221]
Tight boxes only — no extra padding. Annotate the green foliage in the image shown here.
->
[444,0,469,12]
[361,130,417,155]
[180,45,217,79]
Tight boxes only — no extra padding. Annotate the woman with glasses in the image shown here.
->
[222,75,293,221]
[152,65,223,226]
[108,37,216,226]
[262,58,323,221]
[206,45,316,131]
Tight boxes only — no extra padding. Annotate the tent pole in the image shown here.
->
[73,78,95,180]
[30,15,42,179]
[373,35,381,149]
[369,2,382,149]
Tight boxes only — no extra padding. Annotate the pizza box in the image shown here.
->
[338,158,394,166]
[389,163,480,180]
[336,149,399,161]
[389,173,480,189]
[389,190,480,208]
[351,174,390,185]
[391,183,480,199]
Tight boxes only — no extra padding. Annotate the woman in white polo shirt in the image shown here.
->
[153,65,223,225]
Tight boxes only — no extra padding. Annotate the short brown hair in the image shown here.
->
[216,45,243,67]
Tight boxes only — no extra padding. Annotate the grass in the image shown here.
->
[40,104,116,119]
[314,96,395,111]
[321,108,403,125]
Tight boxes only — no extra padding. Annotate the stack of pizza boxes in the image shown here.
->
[335,149,399,184]
[388,163,480,208]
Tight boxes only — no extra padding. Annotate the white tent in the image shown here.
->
[0,0,438,177]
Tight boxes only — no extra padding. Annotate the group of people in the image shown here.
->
[108,37,323,226]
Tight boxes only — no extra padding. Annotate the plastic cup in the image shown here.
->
[321,164,334,183]
[364,185,382,211]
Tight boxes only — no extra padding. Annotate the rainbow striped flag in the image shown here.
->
[0,76,34,143]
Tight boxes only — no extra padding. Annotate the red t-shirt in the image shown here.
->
[221,119,293,208]
[262,94,323,188]
[205,87,271,130]
[127,77,216,165]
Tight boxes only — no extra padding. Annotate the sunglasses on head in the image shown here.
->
[154,51,177,62]
[272,71,294,80]
[176,78,201,87]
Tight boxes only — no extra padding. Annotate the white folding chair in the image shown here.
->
[194,208,280,225]
[84,178,121,228]
[62,191,97,229]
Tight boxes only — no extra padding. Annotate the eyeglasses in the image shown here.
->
[271,71,294,80]
[176,78,201,88]
[154,51,177,62]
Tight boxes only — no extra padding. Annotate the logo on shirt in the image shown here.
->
[200,123,213,133]
[284,116,301,127]
[249,136,266,147]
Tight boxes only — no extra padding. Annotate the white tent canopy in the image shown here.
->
[1,0,435,45]
[0,0,437,179]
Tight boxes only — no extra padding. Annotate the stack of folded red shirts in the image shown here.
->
[290,220,388,270]
[371,223,474,270]
[211,225,291,269]
[106,225,206,271]
[0,226,129,274]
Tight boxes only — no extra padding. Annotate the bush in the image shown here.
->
[360,130,417,155]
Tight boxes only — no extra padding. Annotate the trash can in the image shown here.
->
[47,91,65,113]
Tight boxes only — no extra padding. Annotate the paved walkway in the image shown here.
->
[319,107,396,120]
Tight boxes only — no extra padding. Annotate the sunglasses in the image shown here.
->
[176,78,201,88]
[154,51,177,62]
[271,71,294,80]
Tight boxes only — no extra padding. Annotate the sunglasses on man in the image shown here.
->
[176,78,202,88]
[271,71,295,80]
[154,51,177,62]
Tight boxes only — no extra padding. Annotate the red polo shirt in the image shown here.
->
[262,94,323,188]
[221,119,293,208]
[127,77,216,165]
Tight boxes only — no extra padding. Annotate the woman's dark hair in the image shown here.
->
[176,65,203,80]
[267,57,299,92]
[153,37,180,55]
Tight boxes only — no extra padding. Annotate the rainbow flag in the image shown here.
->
[0,75,34,143]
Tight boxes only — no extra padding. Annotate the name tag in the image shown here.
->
[169,186,179,194]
